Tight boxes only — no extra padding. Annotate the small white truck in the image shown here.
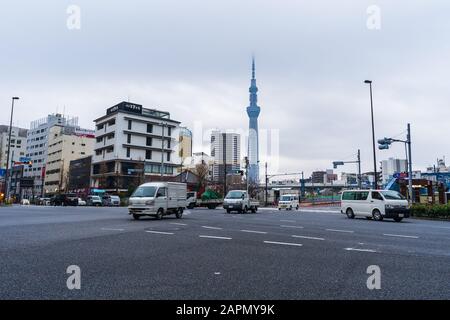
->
[128,182,186,220]
[186,191,223,209]
[223,190,259,213]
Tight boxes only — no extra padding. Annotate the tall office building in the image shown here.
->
[43,125,95,195]
[381,158,408,184]
[91,101,181,193]
[24,114,81,197]
[0,125,28,169]
[211,130,240,183]
[246,57,261,183]
[178,127,193,162]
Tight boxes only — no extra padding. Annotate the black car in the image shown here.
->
[50,193,79,206]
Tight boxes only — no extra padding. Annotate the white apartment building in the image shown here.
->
[91,102,181,193]
[210,130,241,183]
[0,125,28,169]
[381,157,408,184]
[43,125,95,195]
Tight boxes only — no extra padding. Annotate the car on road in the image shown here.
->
[38,197,51,206]
[102,195,120,206]
[278,194,299,211]
[50,193,79,206]
[341,189,410,222]
[223,190,259,213]
[128,182,186,220]
[86,195,103,206]
[78,198,87,206]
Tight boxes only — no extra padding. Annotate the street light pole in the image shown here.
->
[407,123,413,203]
[357,149,362,189]
[265,162,268,206]
[160,122,165,178]
[365,80,378,189]
[4,97,19,202]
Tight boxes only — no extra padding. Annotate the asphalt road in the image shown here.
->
[0,205,449,299]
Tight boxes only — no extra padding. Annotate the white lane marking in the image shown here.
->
[299,209,340,214]
[280,225,304,229]
[345,248,377,253]
[170,222,187,226]
[326,228,354,233]
[292,235,325,241]
[199,235,232,240]
[383,233,419,239]
[264,241,303,247]
[145,230,174,235]
[101,228,124,231]
[280,219,296,223]
[214,272,221,275]
[201,226,223,230]
[240,230,268,234]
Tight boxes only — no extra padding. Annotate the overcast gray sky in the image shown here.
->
[1,0,449,177]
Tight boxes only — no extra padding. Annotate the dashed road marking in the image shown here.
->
[199,235,232,240]
[344,248,377,253]
[280,225,304,229]
[170,222,187,226]
[145,230,174,235]
[240,230,268,234]
[326,228,354,233]
[263,241,303,247]
[101,228,124,231]
[280,220,296,223]
[383,233,419,239]
[292,235,325,241]
[201,226,223,230]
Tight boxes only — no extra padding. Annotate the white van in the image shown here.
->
[278,194,299,211]
[341,190,410,222]
[128,182,187,220]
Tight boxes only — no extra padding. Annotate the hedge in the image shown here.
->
[411,204,450,220]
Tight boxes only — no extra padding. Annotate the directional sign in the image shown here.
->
[393,172,408,179]
[19,157,31,163]
[0,169,6,177]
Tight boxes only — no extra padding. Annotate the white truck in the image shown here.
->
[223,190,259,214]
[128,182,186,220]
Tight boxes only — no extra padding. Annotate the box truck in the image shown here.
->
[128,182,187,220]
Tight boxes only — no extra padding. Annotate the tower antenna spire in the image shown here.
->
[252,55,255,79]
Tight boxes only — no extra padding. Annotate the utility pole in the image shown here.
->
[160,122,165,178]
[407,123,413,203]
[365,80,378,189]
[5,97,19,203]
[265,162,268,206]
[245,156,249,195]
[357,149,362,189]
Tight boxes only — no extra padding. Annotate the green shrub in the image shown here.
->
[412,204,450,219]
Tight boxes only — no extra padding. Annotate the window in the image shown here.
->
[96,137,103,143]
[146,137,152,146]
[342,192,355,200]
[126,147,130,158]
[167,140,171,148]
[167,127,171,136]
[127,134,131,144]
[97,123,104,130]
[372,192,383,201]
[166,152,171,162]
[128,120,132,130]
[96,150,102,156]
[356,191,369,201]
[108,119,116,126]
[145,150,152,160]
[156,187,166,198]
[147,124,153,133]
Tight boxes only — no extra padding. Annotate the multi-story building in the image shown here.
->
[178,126,192,168]
[0,125,28,169]
[91,101,181,193]
[43,125,95,195]
[24,114,88,197]
[184,152,214,179]
[311,170,337,184]
[381,158,408,184]
[211,130,240,183]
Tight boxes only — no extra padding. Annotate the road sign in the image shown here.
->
[19,157,32,163]
[0,169,5,177]
[393,172,408,179]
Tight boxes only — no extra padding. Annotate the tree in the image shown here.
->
[193,162,209,189]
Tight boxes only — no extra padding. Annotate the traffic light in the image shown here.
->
[378,137,392,150]
[333,161,344,169]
